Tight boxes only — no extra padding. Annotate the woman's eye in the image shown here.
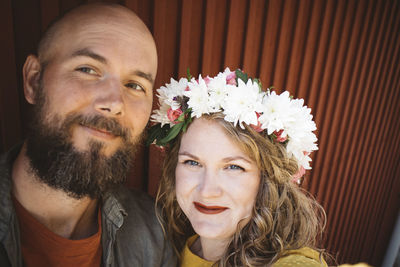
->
[126,82,145,92]
[76,67,97,75]
[183,160,200,167]
[226,164,244,171]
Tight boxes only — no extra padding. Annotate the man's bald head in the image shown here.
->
[37,3,156,67]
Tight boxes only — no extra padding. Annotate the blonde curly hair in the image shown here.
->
[155,113,326,266]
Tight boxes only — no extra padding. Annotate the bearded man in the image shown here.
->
[0,3,176,267]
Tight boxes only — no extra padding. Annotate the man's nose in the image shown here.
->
[94,79,124,116]
[199,169,222,198]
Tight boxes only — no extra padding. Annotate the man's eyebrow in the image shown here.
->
[131,70,154,85]
[71,48,154,84]
[71,48,107,64]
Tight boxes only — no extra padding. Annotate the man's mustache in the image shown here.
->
[65,114,130,141]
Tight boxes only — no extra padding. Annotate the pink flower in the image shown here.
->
[184,86,190,91]
[167,108,183,124]
[195,76,211,85]
[226,71,237,85]
[292,166,306,184]
[203,76,211,85]
[274,129,287,142]
[250,112,263,132]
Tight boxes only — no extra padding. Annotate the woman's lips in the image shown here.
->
[194,202,228,215]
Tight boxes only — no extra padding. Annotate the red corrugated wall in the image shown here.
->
[1,0,399,265]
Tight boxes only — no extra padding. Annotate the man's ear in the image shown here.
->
[23,55,41,104]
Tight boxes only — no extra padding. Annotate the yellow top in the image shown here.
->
[180,235,328,267]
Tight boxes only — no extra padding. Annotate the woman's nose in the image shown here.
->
[198,169,222,198]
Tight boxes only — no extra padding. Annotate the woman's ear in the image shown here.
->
[22,55,41,104]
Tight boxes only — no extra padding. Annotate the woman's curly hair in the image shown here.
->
[155,113,326,266]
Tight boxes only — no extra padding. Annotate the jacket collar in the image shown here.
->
[0,144,22,240]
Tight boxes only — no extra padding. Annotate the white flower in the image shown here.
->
[184,76,214,118]
[221,79,264,128]
[150,103,171,127]
[259,91,318,169]
[156,77,188,110]
[152,77,189,127]
[207,75,229,111]
[222,67,233,76]
[258,91,294,135]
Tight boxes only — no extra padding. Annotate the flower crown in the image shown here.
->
[148,68,318,180]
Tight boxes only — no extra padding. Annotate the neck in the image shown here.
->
[12,143,99,239]
[191,236,230,262]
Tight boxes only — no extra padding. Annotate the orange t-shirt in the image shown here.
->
[13,197,102,267]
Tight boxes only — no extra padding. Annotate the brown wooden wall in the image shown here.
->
[1,0,399,265]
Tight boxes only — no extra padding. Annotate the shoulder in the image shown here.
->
[0,143,23,188]
[102,186,177,266]
[106,186,159,229]
[0,144,20,180]
[273,247,327,267]
[0,145,21,238]
[115,186,156,212]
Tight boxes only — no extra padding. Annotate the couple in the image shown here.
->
[0,3,327,267]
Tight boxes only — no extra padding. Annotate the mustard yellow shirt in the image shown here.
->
[180,235,328,267]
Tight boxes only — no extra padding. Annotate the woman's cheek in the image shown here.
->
[176,168,192,200]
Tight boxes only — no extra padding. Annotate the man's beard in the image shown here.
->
[25,83,141,199]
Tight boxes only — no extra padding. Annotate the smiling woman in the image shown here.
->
[151,69,328,266]
[175,117,260,253]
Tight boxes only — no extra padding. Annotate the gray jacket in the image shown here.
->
[0,145,177,266]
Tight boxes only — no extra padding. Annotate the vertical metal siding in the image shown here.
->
[1,0,399,265]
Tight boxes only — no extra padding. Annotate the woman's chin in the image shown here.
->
[192,224,231,240]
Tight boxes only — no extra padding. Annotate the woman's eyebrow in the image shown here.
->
[222,156,252,164]
[178,151,199,160]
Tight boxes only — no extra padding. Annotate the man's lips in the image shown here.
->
[80,124,117,139]
[194,202,228,215]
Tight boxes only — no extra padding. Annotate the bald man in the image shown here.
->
[0,3,176,267]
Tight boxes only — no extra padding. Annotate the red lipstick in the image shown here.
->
[194,202,228,215]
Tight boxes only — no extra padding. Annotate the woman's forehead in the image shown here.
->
[180,118,255,162]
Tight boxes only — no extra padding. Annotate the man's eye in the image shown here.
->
[183,160,200,167]
[76,67,97,75]
[126,82,145,92]
[226,164,244,171]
